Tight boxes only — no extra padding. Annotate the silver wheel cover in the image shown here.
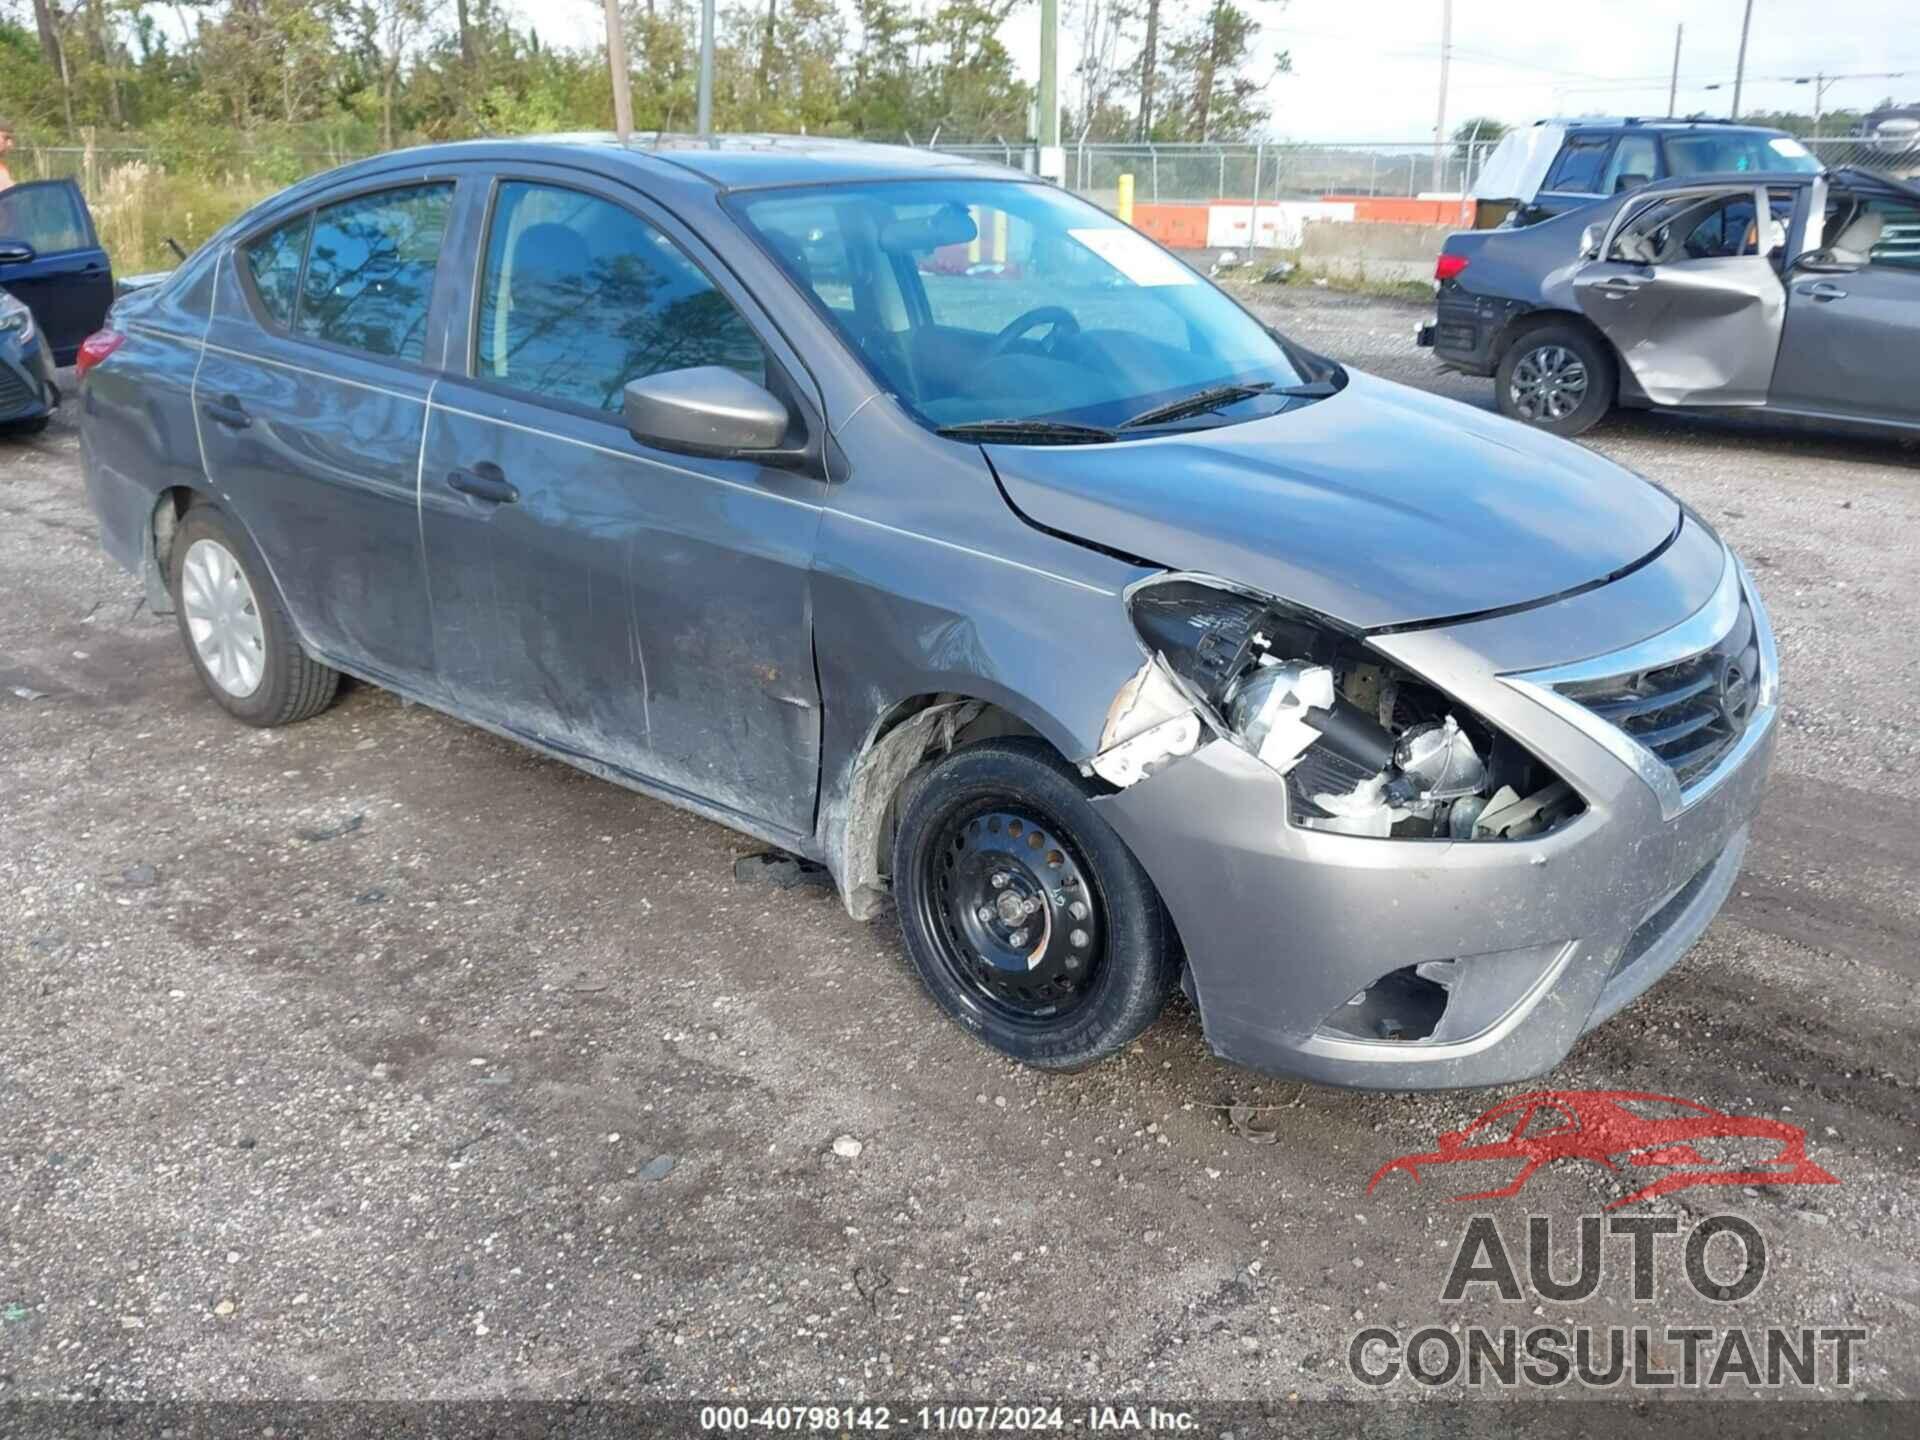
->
[181,538,268,699]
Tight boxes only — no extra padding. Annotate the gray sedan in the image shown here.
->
[1423,165,1920,437]
[77,136,1774,1089]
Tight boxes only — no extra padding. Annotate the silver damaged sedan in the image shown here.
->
[76,137,1777,1089]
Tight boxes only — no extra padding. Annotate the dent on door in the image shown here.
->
[1571,188,1787,407]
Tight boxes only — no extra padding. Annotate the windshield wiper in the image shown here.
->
[937,418,1116,445]
[1276,378,1340,399]
[1117,381,1276,431]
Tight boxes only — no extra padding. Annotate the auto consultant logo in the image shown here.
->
[1347,1213,1868,1390]
[1365,1089,1840,1209]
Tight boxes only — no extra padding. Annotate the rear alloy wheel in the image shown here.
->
[170,504,340,727]
[891,739,1178,1070]
[1496,325,1616,437]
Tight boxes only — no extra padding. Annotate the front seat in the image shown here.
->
[1827,209,1884,265]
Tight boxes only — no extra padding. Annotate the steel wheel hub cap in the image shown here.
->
[181,538,267,698]
[925,807,1103,1022]
[1510,344,1589,421]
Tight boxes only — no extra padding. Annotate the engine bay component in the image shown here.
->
[1392,716,1488,801]
[1115,573,1585,841]
[1223,660,1336,772]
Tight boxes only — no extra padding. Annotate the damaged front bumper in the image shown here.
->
[1091,545,1777,1091]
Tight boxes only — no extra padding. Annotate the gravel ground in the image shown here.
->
[3,291,1918,1407]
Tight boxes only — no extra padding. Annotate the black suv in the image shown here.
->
[1502,118,1823,228]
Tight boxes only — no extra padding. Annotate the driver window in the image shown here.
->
[1600,134,1658,196]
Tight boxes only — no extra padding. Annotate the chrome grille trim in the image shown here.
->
[1499,550,1778,820]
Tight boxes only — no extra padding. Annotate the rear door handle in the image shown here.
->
[1799,281,1848,301]
[447,464,518,505]
[201,395,250,429]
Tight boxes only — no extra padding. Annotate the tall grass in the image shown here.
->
[89,162,280,274]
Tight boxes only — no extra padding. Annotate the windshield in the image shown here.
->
[731,178,1305,432]
[1666,130,1821,177]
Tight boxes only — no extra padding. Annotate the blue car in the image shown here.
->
[0,176,117,434]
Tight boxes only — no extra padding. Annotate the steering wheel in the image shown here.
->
[988,306,1080,357]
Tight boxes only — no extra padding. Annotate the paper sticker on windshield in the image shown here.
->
[1769,137,1811,159]
[1068,227,1197,287]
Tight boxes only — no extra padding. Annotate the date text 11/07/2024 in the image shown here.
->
[697,1404,1199,1431]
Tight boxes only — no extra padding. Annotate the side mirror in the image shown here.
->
[1578,223,1605,260]
[622,366,794,458]
[0,238,36,265]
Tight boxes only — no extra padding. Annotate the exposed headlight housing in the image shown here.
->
[1097,573,1581,840]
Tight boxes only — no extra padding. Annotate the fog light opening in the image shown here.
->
[1319,963,1454,1043]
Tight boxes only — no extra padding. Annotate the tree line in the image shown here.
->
[0,0,1294,159]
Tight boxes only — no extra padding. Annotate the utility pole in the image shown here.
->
[1431,0,1453,192]
[1035,0,1062,179]
[603,0,633,142]
[698,0,715,136]
[1667,24,1683,117]
[1039,0,1060,147]
[1731,0,1754,119]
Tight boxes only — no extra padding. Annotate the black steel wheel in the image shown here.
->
[892,738,1178,1070]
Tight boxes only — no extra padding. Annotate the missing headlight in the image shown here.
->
[1101,574,1584,840]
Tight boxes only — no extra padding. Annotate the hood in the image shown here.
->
[987,371,1681,630]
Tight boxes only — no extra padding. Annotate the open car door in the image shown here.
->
[1771,170,1920,428]
[0,179,115,366]
[1569,184,1786,407]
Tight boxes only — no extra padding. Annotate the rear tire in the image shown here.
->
[169,504,339,727]
[1496,324,1616,437]
[891,738,1179,1071]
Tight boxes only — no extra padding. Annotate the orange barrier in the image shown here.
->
[1129,203,1212,249]
[1323,196,1477,226]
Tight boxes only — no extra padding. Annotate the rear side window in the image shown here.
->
[474,181,765,413]
[1600,134,1659,195]
[296,183,451,362]
[243,214,311,328]
[1546,136,1612,193]
[0,182,90,253]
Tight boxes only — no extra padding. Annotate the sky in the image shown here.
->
[518,0,1920,143]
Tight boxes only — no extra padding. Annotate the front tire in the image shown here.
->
[1496,324,1616,437]
[169,504,339,727]
[891,738,1178,1070]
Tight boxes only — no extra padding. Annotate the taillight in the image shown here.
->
[74,328,125,381]
[1434,253,1470,283]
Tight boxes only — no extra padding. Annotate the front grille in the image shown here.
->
[1556,595,1761,790]
[0,361,34,415]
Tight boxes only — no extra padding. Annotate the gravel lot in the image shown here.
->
[3,288,1917,1407]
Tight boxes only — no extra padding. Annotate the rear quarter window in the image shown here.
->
[243,214,312,328]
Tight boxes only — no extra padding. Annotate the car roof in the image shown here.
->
[329,133,1029,192]
[1537,117,1790,134]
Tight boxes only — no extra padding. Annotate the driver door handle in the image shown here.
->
[1798,281,1848,302]
[1596,275,1645,296]
[447,463,519,505]
[201,395,250,430]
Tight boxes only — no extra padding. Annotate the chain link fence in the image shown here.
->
[7,131,1916,271]
[926,135,1919,208]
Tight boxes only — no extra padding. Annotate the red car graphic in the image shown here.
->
[1366,1089,1839,1209]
